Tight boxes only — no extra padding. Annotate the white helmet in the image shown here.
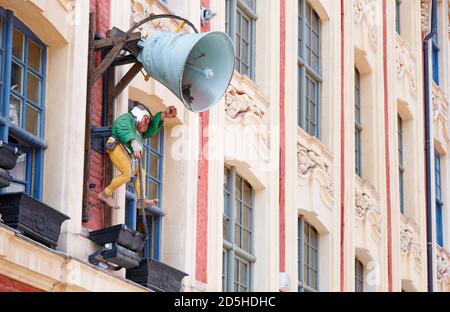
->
[131,104,151,122]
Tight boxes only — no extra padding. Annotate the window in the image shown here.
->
[125,112,164,260]
[298,0,322,138]
[355,259,364,292]
[0,8,46,199]
[432,7,439,85]
[435,151,444,247]
[226,0,257,79]
[395,0,401,34]
[355,68,362,177]
[298,217,319,292]
[398,116,405,214]
[223,166,255,292]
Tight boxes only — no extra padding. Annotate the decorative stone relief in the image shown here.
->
[400,222,422,273]
[131,0,172,38]
[225,88,265,121]
[224,87,270,155]
[437,246,450,290]
[354,0,378,51]
[297,143,334,200]
[355,188,382,243]
[432,85,449,122]
[395,34,418,97]
[421,0,432,34]
[355,190,372,219]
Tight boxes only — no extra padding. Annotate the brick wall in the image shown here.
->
[0,274,43,292]
[84,0,111,230]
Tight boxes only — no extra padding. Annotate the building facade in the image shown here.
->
[0,0,449,292]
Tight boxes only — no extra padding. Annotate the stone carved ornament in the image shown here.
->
[400,223,422,272]
[395,35,418,95]
[432,86,449,122]
[225,88,265,120]
[297,143,334,199]
[224,87,270,150]
[421,0,432,34]
[354,0,378,51]
[436,248,450,287]
[355,189,382,242]
[131,0,171,38]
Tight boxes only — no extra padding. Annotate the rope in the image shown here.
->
[137,158,150,264]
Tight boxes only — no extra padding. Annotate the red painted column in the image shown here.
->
[339,0,346,292]
[279,0,286,274]
[382,0,393,292]
[85,0,111,230]
[0,274,43,292]
[195,0,210,284]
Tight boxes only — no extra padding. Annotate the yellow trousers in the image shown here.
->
[104,138,146,200]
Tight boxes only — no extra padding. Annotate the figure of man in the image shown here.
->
[98,104,177,209]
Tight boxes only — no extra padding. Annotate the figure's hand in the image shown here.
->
[131,140,143,160]
[162,106,177,120]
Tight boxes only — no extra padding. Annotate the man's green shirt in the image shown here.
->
[112,112,163,152]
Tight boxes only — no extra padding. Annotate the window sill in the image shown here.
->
[230,71,270,109]
[355,174,379,201]
[297,127,333,163]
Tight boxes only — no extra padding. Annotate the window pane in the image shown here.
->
[224,193,229,216]
[240,261,246,284]
[9,95,22,127]
[224,167,229,190]
[28,40,42,73]
[12,28,24,60]
[149,181,158,199]
[243,230,250,252]
[243,205,250,228]
[25,104,39,136]
[243,182,251,205]
[149,154,159,178]
[9,153,27,182]
[27,72,40,104]
[236,200,242,224]
[235,224,241,247]
[11,62,23,94]
[236,176,242,199]
[150,134,159,152]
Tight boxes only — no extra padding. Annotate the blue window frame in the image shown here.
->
[431,7,439,85]
[0,8,47,199]
[298,0,322,138]
[298,216,319,292]
[223,166,255,292]
[125,126,164,260]
[435,151,444,247]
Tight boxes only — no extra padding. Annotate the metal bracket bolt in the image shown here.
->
[201,7,217,25]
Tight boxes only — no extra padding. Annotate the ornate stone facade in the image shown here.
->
[437,246,450,291]
[400,221,422,273]
[297,143,334,200]
[355,187,381,243]
[354,0,378,51]
[421,0,432,34]
[395,34,418,97]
